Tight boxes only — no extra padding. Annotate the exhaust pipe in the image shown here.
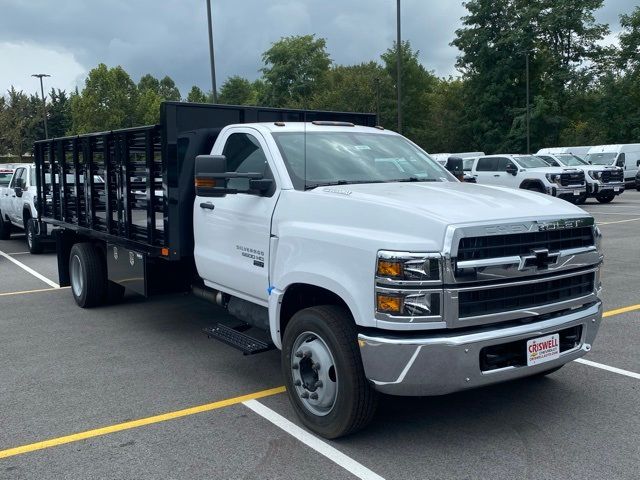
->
[192,284,226,307]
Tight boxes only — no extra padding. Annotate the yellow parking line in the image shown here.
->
[0,386,286,459]
[0,286,70,297]
[603,304,640,317]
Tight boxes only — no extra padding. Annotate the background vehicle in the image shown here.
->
[469,154,586,202]
[35,102,603,438]
[536,153,624,204]
[636,170,640,191]
[0,164,48,252]
[584,144,640,183]
[537,146,591,160]
[0,168,14,188]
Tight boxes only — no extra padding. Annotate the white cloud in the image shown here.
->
[0,42,85,97]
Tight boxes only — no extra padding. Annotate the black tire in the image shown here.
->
[0,212,11,240]
[69,243,107,308]
[595,192,615,203]
[281,305,378,439]
[26,219,44,254]
[524,184,545,194]
[575,194,587,205]
[531,365,563,377]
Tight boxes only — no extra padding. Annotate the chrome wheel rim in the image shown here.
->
[27,227,33,248]
[70,255,84,297]
[290,331,338,416]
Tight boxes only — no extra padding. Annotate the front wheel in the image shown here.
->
[596,192,615,203]
[281,305,378,439]
[0,213,11,240]
[26,219,44,254]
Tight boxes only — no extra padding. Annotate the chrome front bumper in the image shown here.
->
[587,182,625,196]
[358,302,602,396]
[548,185,586,197]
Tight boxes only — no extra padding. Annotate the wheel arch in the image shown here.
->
[270,279,358,349]
[519,179,546,191]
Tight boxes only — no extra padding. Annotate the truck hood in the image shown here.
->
[520,167,581,175]
[312,181,587,225]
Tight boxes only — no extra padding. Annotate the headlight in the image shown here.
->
[375,251,443,321]
[376,251,441,285]
[545,173,561,184]
[588,171,602,180]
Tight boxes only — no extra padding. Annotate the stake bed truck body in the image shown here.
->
[34,102,604,438]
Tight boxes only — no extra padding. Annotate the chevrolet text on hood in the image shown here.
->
[31,102,604,439]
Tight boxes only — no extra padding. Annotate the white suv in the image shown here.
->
[470,154,587,202]
[537,153,624,204]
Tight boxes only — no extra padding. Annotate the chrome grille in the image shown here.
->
[456,227,594,262]
[458,272,595,318]
[560,171,585,186]
[601,170,623,183]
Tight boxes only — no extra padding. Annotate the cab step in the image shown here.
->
[203,323,275,355]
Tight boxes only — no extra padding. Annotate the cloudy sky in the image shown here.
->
[0,0,635,98]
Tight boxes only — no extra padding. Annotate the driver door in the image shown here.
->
[194,129,279,305]
[9,167,26,224]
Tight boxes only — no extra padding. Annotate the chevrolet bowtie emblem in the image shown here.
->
[518,248,560,271]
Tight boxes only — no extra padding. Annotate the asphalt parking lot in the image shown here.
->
[1,192,639,480]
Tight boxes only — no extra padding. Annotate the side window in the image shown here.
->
[616,153,625,168]
[222,133,273,193]
[496,157,511,171]
[476,157,498,171]
[10,168,25,189]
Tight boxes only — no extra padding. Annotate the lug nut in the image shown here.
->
[311,362,320,371]
[295,351,303,358]
[300,391,309,399]
[303,351,312,358]
[310,393,318,400]
[292,363,299,370]
[315,380,323,388]
[294,380,301,386]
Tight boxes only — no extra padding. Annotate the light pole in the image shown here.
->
[32,73,50,139]
[525,52,530,154]
[206,0,218,103]
[396,0,402,134]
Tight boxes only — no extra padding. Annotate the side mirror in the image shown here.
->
[506,163,518,176]
[636,160,640,167]
[194,154,273,197]
[446,156,464,180]
[14,186,23,197]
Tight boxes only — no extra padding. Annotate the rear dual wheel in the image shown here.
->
[69,242,125,308]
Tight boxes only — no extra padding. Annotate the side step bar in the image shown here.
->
[203,323,275,355]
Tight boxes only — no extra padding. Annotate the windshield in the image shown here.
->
[463,158,474,171]
[272,132,454,190]
[556,154,588,166]
[512,155,550,168]
[584,152,617,165]
[0,172,12,186]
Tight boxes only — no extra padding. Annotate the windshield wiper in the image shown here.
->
[305,180,386,190]
[391,177,438,182]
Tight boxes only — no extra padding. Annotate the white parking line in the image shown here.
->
[243,399,385,480]
[597,218,640,225]
[575,358,640,380]
[0,250,59,288]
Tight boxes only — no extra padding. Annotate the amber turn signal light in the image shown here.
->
[377,259,403,277]
[376,294,403,313]
[195,178,216,188]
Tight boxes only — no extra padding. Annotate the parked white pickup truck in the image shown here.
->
[469,154,587,202]
[35,103,604,438]
[0,164,47,253]
[536,153,625,204]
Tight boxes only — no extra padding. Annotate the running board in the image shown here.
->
[203,323,275,355]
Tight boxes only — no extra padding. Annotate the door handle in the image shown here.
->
[199,202,215,210]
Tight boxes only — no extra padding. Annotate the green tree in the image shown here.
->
[48,89,72,138]
[158,76,181,101]
[218,76,258,105]
[260,35,331,107]
[186,85,210,103]
[70,64,139,133]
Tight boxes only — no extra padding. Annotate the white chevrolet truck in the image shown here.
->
[469,154,587,202]
[35,103,603,438]
[0,164,47,253]
[536,152,625,203]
